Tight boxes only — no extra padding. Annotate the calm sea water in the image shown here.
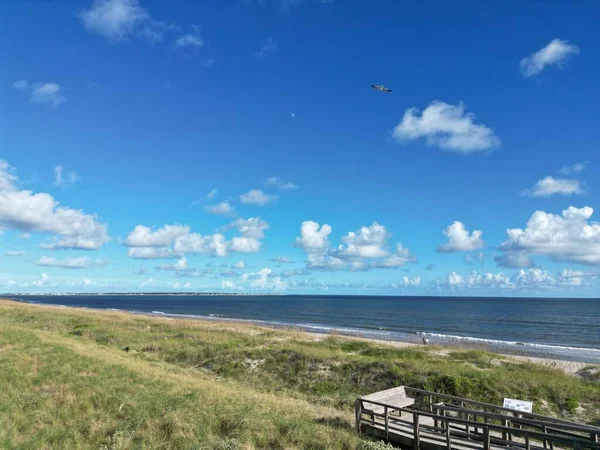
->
[5,294,600,363]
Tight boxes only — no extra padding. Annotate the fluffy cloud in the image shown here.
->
[296,221,416,271]
[12,81,66,107]
[523,176,582,197]
[205,201,234,215]
[54,165,80,187]
[254,37,277,61]
[560,162,588,176]
[168,281,193,290]
[0,160,109,250]
[520,39,580,78]
[239,189,278,206]
[124,218,268,259]
[35,256,109,269]
[295,221,332,251]
[207,188,218,200]
[124,225,189,247]
[6,250,24,256]
[339,222,389,258]
[79,0,179,44]
[500,206,600,265]
[392,101,500,153]
[264,177,298,190]
[396,276,421,287]
[437,221,484,253]
[79,0,149,41]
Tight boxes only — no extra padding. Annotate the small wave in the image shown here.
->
[417,332,600,354]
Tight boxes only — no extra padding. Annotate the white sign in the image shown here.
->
[503,398,533,413]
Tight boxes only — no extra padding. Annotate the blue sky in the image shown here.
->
[1,0,599,296]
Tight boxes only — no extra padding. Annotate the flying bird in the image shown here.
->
[371,84,392,93]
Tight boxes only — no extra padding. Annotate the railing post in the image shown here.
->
[574,440,581,450]
[542,425,547,449]
[385,405,389,441]
[502,418,508,442]
[483,425,490,450]
[413,413,420,450]
[354,399,362,434]
[446,419,452,450]
[525,432,530,450]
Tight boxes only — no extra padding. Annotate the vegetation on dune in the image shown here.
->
[0,300,598,449]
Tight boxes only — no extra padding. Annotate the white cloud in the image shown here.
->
[392,101,500,153]
[205,201,234,215]
[396,275,421,287]
[230,217,269,239]
[254,37,277,61]
[13,81,66,107]
[560,162,588,175]
[140,277,157,288]
[338,222,389,258]
[133,265,146,275]
[169,281,193,290]
[437,221,484,253]
[32,273,51,288]
[523,176,582,197]
[54,165,80,187]
[243,268,287,291]
[233,260,246,269]
[19,233,31,239]
[156,256,188,272]
[295,221,332,251]
[124,224,190,247]
[125,218,268,259]
[239,189,278,206]
[296,221,416,271]
[264,177,298,190]
[207,188,218,200]
[79,0,150,41]
[442,269,558,290]
[221,280,236,290]
[175,25,202,49]
[35,256,108,269]
[68,277,96,288]
[0,160,109,250]
[6,250,24,256]
[500,206,600,265]
[173,232,229,257]
[520,39,580,78]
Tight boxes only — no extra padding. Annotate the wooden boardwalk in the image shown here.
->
[355,387,600,450]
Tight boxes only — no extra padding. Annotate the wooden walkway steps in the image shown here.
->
[355,386,600,450]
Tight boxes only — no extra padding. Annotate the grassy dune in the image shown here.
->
[0,300,598,449]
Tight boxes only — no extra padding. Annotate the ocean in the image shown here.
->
[5,294,600,363]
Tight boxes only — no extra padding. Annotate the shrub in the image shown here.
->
[358,440,397,450]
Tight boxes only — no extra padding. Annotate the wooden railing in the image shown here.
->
[404,387,600,434]
[355,397,600,450]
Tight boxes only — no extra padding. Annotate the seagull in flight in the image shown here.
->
[371,84,392,93]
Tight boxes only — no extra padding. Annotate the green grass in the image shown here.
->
[0,300,598,448]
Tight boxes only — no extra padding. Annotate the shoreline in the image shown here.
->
[2,298,597,377]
